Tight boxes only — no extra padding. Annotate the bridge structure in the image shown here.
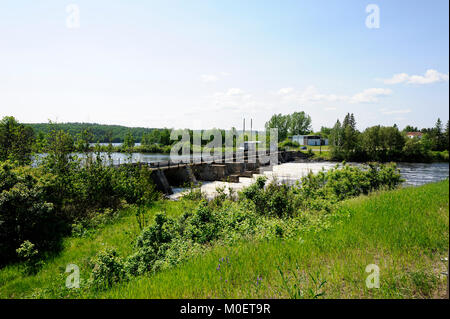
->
[115,150,309,195]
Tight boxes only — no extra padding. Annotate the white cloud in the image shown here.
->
[276,86,391,104]
[349,88,392,103]
[226,88,245,96]
[380,108,411,115]
[206,88,261,113]
[277,87,294,95]
[382,69,449,85]
[324,107,337,111]
[201,72,231,83]
[201,74,219,83]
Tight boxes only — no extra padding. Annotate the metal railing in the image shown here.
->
[113,150,289,169]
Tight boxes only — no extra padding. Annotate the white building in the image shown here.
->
[291,135,328,146]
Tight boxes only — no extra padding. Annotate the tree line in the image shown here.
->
[328,114,449,162]
[25,122,172,145]
[265,111,449,162]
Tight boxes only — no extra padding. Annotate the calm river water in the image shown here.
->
[34,152,448,187]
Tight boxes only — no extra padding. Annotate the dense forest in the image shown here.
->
[24,122,172,144]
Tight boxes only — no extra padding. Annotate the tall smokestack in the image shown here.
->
[250,119,253,140]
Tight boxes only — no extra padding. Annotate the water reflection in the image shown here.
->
[33,152,448,187]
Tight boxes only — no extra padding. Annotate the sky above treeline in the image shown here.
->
[0,0,448,131]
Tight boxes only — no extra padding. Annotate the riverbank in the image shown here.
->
[1,179,448,299]
[169,161,449,200]
[103,180,449,299]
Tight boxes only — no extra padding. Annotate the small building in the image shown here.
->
[406,132,423,139]
[291,135,328,146]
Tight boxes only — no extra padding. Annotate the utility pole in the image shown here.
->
[320,137,322,155]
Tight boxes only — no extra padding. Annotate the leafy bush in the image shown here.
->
[89,248,126,290]
[0,162,62,266]
[295,163,403,205]
[16,241,42,275]
[185,201,219,244]
[279,139,300,150]
[240,176,294,217]
[112,164,160,205]
[181,182,205,201]
[125,213,177,276]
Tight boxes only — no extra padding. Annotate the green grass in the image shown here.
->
[1,181,448,299]
[0,200,195,298]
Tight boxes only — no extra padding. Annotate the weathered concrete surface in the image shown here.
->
[149,151,309,195]
[163,166,193,186]
[150,169,173,195]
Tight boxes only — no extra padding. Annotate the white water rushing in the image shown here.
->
[169,162,449,200]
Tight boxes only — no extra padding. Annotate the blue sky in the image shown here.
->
[0,0,448,131]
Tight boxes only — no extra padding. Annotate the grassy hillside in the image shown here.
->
[1,180,448,299]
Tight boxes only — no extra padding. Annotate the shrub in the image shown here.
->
[125,213,177,276]
[181,182,205,201]
[185,201,219,244]
[279,139,300,150]
[240,177,294,217]
[89,248,126,290]
[0,162,62,266]
[16,241,42,275]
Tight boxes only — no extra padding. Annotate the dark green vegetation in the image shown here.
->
[271,113,449,163]
[327,114,449,162]
[4,154,445,299]
[25,122,172,145]
[265,111,312,141]
[0,119,161,267]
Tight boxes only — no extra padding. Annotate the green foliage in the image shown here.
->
[89,248,126,290]
[0,116,35,165]
[0,162,61,266]
[123,130,135,149]
[125,213,177,275]
[279,139,300,150]
[16,241,43,275]
[25,122,173,144]
[296,163,403,205]
[402,137,432,162]
[0,140,160,267]
[240,176,294,218]
[328,114,448,162]
[185,201,219,244]
[181,182,205,201]
[1,177,447,299]
[277,265,327,299]
[265,112,312,141]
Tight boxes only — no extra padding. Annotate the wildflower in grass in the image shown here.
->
[216,263,220,271]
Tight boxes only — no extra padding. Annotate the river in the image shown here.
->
[33,152,448,188]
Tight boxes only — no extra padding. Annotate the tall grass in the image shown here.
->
[95,181,450,299]
[1,181,448,299]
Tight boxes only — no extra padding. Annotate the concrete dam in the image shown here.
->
[133,151,309,195]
